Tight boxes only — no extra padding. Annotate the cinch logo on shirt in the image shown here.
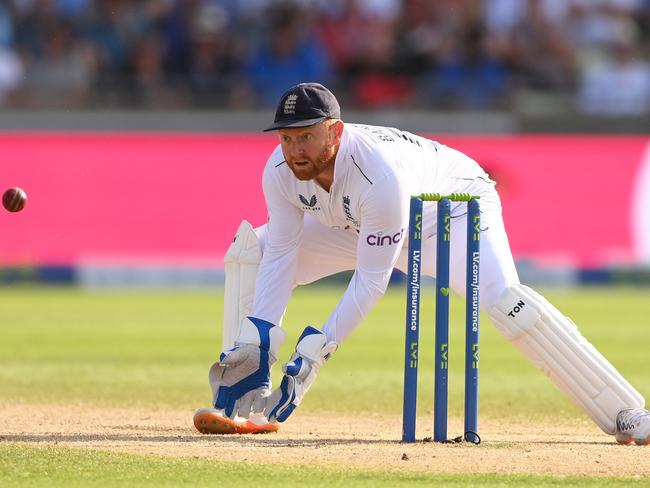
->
[299,194,320,210]
[366,229,405,246]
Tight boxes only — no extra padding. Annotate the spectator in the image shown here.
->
[509,0,577,91]
[16,20,97,108]
[244,5,333,106]
[0,3,23,105]
[0,0,647,113]
[0,45,23,106]
[345,1,413,109]
[186,2,245,107]
[125,30,188,108]
[577,32,650,115]
[429,3,510,109]
[639,0,650,41]
[317,1,369,74]
[55,0,93,20]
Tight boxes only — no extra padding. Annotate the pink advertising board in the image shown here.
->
[1,133,649,268]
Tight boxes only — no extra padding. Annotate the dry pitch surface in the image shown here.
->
[2,403,649,477]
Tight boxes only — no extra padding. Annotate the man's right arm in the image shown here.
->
[251,162,304,325]
[210,159,301,421]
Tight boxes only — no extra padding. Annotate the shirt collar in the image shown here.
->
[332,123,350,185]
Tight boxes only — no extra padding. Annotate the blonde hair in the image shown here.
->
[324,118,341,128]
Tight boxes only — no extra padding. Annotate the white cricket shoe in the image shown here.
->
[615,408,650,445]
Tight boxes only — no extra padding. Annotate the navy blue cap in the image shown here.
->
[264,82,341,131]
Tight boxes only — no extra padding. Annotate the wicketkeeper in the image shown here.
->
[194,82,650,444]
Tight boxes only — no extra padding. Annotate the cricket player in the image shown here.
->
[194,82,650,444]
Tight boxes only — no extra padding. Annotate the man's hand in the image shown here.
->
[265,326,338,423]
[209,317,286,419]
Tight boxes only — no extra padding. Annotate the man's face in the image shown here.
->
[278,121,338,181]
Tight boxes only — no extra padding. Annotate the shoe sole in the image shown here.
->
[193,409,279,435]
[616,434,633,445]
[615,433,649,446]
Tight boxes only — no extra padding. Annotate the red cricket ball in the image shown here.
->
[2,187,27,212]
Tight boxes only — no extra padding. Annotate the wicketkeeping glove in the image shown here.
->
[209,316,286,419]
[265,326,338,423]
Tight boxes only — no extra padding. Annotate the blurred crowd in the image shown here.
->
[0,0,649,114]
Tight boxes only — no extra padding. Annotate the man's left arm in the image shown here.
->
[322,172,409,342]
[264,173,409,422]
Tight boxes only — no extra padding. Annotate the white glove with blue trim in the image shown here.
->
[209,316,286,419]
[264,326,338,423]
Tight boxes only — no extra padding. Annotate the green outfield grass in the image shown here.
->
[1,286,649,417]
[1,444,648,488]
[1,285,650,485]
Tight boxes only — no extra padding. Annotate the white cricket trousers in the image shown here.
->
[254,178,520,312]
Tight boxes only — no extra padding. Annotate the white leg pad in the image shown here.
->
[222,220,262,350]
[489,284,644,434]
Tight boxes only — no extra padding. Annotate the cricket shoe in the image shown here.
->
[615,408,650,445]
[193,408,279,435]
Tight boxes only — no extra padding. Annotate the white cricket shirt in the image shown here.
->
[252,123,489,342]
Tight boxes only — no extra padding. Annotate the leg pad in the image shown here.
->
[222,220,262,350]
[489,284,644,434]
